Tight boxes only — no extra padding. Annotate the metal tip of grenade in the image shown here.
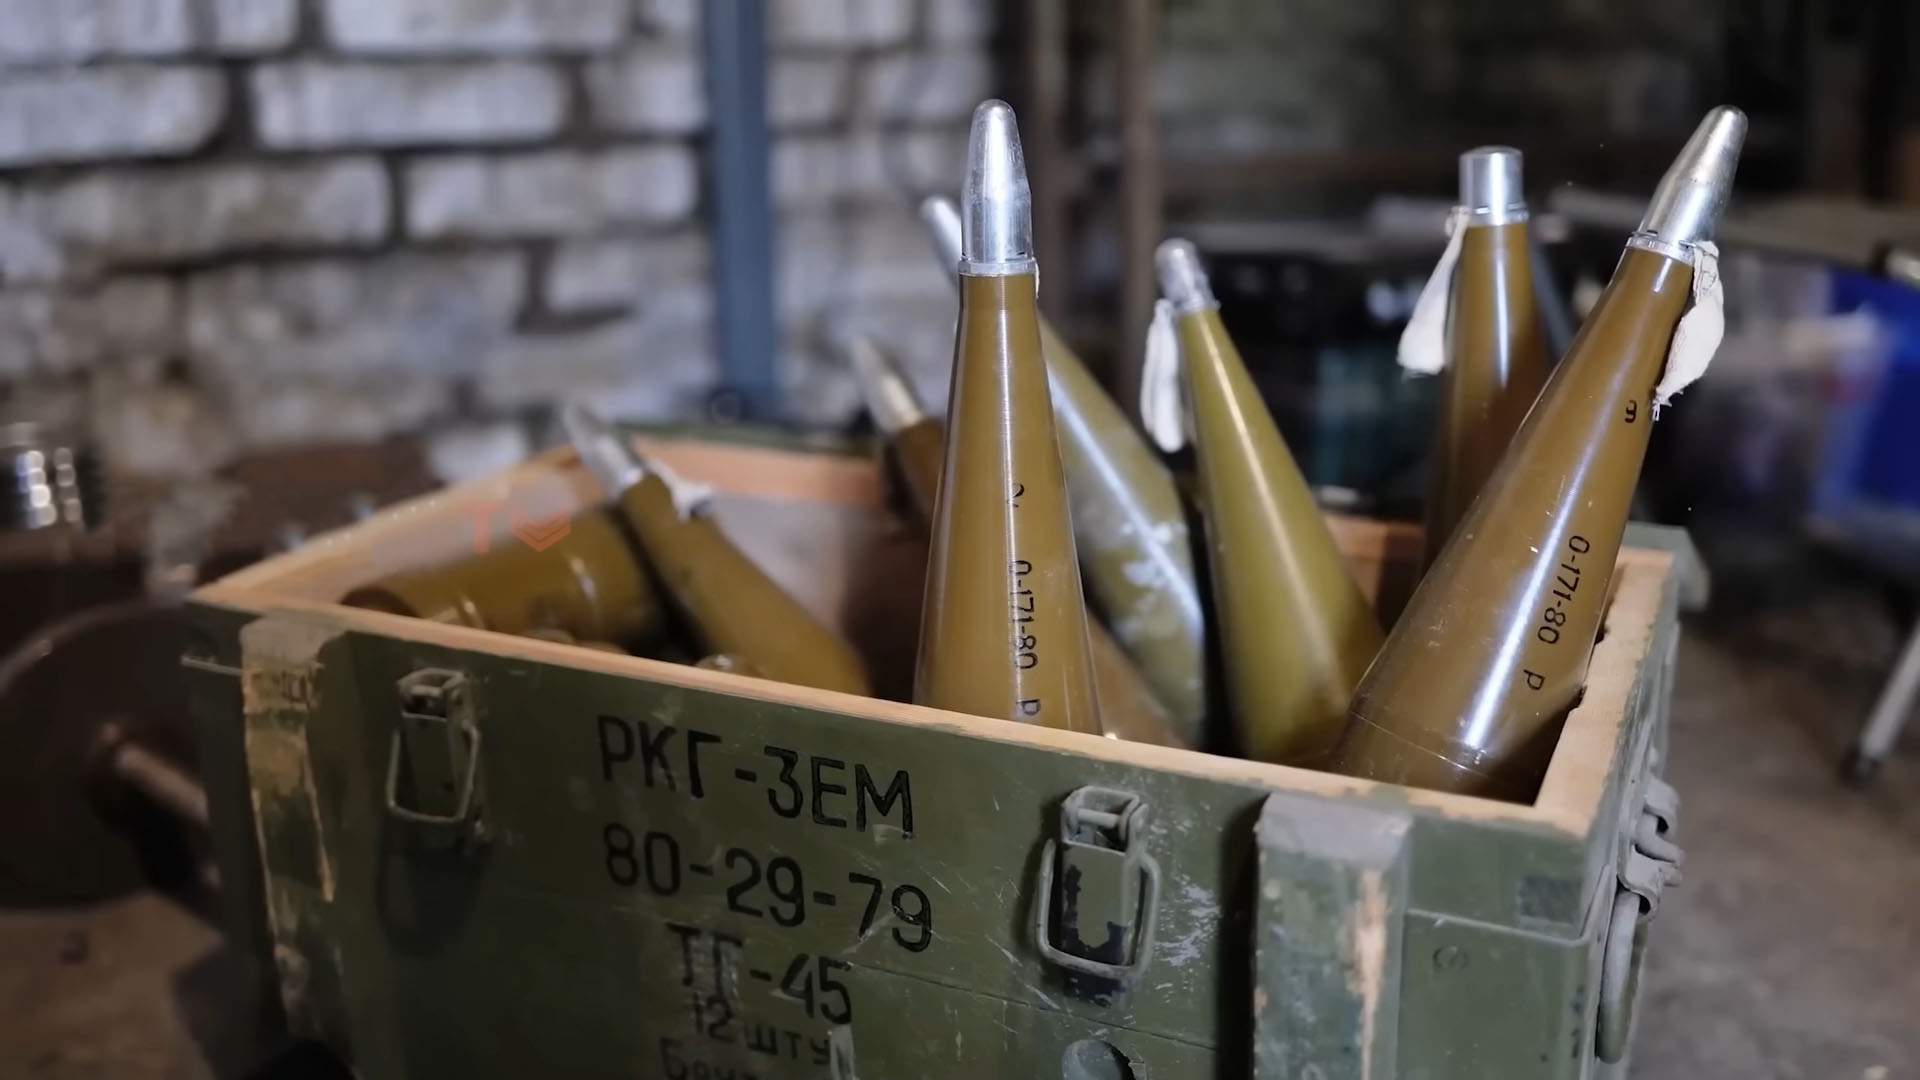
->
[1636,105,1747,249]
[960,100,1034,273]
[560,402,644,494]
[844,337,927,436]
[1154,238,1216,313]
[919,195,964,283]
[1459,146,1526,221]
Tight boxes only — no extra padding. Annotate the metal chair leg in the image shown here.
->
[1843,618,1920,787]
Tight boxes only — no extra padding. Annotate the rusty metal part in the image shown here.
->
[103,732,209,831]
[0,601,203,905]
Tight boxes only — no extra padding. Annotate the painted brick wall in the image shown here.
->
[0,0,992,475]
[0,0,1720,478]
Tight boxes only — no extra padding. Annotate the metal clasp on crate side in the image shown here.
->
[1596,773,1684,1062]
[384,668,487,845]
[1032,786,1162,987]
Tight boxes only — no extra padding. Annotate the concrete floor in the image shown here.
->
[2,615,1916,1078]
[1637,601,1920,1080]
[0,895,229,1079]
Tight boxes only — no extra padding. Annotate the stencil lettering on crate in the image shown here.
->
[592,712,931,1072]
[595,715,914,835]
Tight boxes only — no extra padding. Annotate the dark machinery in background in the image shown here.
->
[0,438,442,916]
[0,436,444,1077]
[1177,215,1579,522]
[1184,223,1441,518]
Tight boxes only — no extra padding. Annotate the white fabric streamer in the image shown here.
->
[1396,208,1470,375]
[1651,240,1723,414]
[1139,298,1187,452]
[651,457,716,518]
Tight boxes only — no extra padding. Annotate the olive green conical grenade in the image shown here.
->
[849,335,1184,747]
[919,195,1203,740]
[1157,239,1384,766]
[912,101,1101,734]
[1333,107,1746,799]
[341,507,665,650]
[563,404,870,696]
[845,336,945,518]
[1413,147,1554,568]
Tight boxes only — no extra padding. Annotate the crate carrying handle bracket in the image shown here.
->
[384,668,485,837]
[1032,786,1162,982]
[1596,775,1685,1062]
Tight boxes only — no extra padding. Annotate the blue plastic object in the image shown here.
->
[1816,270,1920,516]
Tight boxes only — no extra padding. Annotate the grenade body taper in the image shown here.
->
[913,102,1101,733]
[849,337,1184,746]
[921,195,1204,735]
[1333,107,1746,799]
[342,507,665,649]
[1158,240,1384,766]
[562,405,870,696]
[1422,147,1554,568]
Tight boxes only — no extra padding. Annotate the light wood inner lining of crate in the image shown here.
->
[199,437,1674,837]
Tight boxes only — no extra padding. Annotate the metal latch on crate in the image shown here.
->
[1596,774,1683,1062]
[1032,786,1162,988]
[384,668,487,843]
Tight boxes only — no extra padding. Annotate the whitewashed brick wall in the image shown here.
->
[0,0,997,475]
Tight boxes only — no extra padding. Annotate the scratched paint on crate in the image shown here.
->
[259,630,1244,1076]
[549,698,1228,1077]
[225,540,1682,1077]
[203,434,1689,1079]
[582,709,960,1078]
[293,643,1248,1078]
[211,534,1683,1079]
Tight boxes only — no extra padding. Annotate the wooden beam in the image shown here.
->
[1023,0,1069,319]
[1114,0,1162,411]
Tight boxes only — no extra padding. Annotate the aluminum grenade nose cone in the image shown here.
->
[561,402,643,494]
[960,100,1034,274]
[1154,238,1217,313]
[845,337,926,436]
[919,194,964,283]
[1636,106,1747,250]
[1460,146,1526,223]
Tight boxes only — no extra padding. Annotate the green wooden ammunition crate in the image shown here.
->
[182,436,1693,1080]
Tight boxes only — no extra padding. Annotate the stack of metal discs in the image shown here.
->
[2,421,104,533]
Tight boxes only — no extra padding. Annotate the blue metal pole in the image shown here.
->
[700,0,780,418]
